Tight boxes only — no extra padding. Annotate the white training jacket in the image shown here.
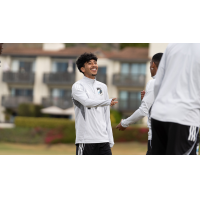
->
[151,43,200,127]
[121,76,156,140]
[72,76,114,147]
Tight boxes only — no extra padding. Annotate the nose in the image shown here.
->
[92,63,97,67]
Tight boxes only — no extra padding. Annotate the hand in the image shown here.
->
[141,90,145,100]
[110,98,118,107]
[116,119,127,131]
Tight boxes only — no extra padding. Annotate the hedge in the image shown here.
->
[11,117,149,144]
[15,117,75,129]
[14,117,76,144]
[113,126,148,143]
[0,127,46,144]
[18,103,43,117]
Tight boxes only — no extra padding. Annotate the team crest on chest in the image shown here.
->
[97,87,103,95]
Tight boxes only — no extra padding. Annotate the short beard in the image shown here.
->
[92,74,97,77]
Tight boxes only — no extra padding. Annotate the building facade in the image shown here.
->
[0,43,168,123]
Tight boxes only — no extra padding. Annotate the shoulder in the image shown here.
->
[146,79,155,92]
[72,80,84,91]
[165,43,177,55]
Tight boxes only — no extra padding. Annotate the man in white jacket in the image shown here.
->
[116,53,163,155]
[151,43,200,155]
[72,53,118,155]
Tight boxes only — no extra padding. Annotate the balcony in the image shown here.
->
[43,73,75,85]
[118,98,141,112]
[2,96,33,108]
[113,74,146,87]
[42,97,73,109]
[3,72,35,84]
[96,74,107,84]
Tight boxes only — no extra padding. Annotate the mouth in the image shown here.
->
[90,68,97,73]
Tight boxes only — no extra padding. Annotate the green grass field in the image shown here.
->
[0,142,147,155]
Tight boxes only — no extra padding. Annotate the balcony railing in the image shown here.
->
[43,72,75,85]
[42,97,73,109]
[113,74,146,87]
[3,72,35,84]
[96,74,107,84]
[2,96,33,108]
[118,98,141,112]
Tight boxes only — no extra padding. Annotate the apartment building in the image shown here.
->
[0,43,168,123]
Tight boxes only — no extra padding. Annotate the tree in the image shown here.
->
[120,43,149,49]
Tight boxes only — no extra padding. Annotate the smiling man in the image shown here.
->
[72,53,118,155]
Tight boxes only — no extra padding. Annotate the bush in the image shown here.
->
[13,117,149,145]
[15,117,75,129]
[110,109,122,124]
[18,103,43,117]
[15,117,76,144]
[0,127,46,144]
[112,126,149,143]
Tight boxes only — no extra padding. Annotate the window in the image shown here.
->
[119,91,141,110]
[121,63,146,75]
[11,59,35,72]
[120,91,128,100]
[51,89,71,98]
[96,67,107,84]
[98,67,107,74]
[52,59,75,73]
[131,64,140,75]
[121,63,129,74]
[11,88,33,97]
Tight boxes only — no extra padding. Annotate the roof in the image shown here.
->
[1,46,149,62]
[108,47,149,62]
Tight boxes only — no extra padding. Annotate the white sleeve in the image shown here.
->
[72,83,112,108]
[121,81,155,127]
[121,109,146,127]
[104,89,114,148]
[154,48,167,99]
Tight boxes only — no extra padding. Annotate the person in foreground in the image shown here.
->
[116,53,163,155]
[72,53,118,155]
[151,43,200,155]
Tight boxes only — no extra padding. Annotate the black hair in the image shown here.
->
[152,53,163,68]
[76,52,98,74]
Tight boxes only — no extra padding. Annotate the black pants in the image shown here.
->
[151,118,199,155]
[76,142,112,155]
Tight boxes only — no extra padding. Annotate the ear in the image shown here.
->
[153,62,158,71]
[152,61,157,67]
[80,66,85,73]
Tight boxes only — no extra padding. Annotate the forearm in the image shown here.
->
[72,92,112,108]
[82,98,112,108]
[121,109,146,127]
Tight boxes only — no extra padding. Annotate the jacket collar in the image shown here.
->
[83,75,96,84]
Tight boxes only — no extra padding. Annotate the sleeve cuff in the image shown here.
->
[121,119,129,128]
[109,143,114,148]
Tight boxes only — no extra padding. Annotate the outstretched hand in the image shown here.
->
[116,119,127,131]
[110,98,118,107]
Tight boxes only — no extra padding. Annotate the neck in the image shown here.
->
[84,74,96,79]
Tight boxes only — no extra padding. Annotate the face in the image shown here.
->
[81,59,98,79]
[0,43,3,55]
[150,60,158,77]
